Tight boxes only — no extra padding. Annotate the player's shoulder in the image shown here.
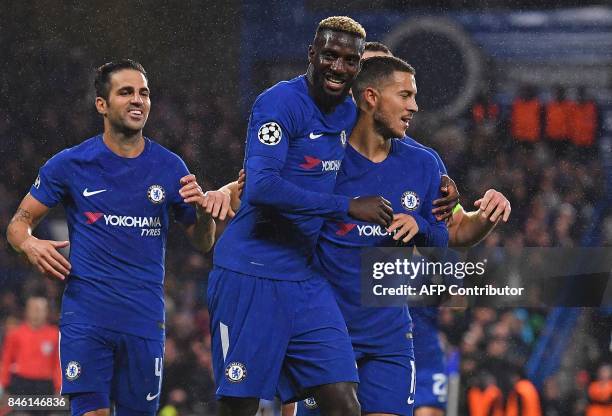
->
[255,75,311,111]
[395,139,439,171]
[146,138,189,168]
[42,135,102,166]
[395,138,434,158]
[401,135,438,155]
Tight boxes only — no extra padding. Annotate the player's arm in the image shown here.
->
[218,169,245,214]
[246,157,392,225]
[449,189,511,248]
[6,194,71,280]
[432,174,460,222]
[389,167,449,247]
[179,175,219,253]
[245,91,392,226]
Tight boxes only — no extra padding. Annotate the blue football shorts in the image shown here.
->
[59,323,163,414]
[295,347,415,415]
[207,266,358,401]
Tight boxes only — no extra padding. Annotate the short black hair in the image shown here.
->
[364,41,391,55]
[94,59,147,101]
[352,56,415,105]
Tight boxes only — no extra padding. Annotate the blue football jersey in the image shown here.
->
[30,135,196,340]
[401,135,448,176]
[314,139,448,352]
[213,75,357,281]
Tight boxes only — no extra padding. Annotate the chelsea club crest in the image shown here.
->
[147,185,165,204]
[401,191,420,211]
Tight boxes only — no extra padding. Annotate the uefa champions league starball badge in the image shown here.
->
[258,122,282,145]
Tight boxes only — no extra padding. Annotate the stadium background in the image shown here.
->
[0,1,610,415]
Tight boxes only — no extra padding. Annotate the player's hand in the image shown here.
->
[20,236,71,281]
[203,190,235,220]
[348,196,393,227]
[387,213,420,243]
[432,175,460,221]
[180,174,206,206]
[237,169,245,194]
[179,174,236,221]
[474,189,511,223]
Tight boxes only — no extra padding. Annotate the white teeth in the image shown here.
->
[130,110,142,115]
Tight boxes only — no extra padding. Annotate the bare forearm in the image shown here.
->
[449,209,498,248]
[7,208,36,252]
[188,211,216,253]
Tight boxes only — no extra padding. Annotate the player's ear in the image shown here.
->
[308,45,315,63]
[95,97,107,115]
[363,87,378,109]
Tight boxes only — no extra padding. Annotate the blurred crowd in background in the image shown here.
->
[1,10,611,416]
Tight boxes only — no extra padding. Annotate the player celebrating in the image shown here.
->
[292,55,449,416]
[359,43,510,416]
[6,59,228,416]
[209,17,395,416]
[290,50,511,416]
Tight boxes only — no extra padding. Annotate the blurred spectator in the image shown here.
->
[467,371,504,416]
[544,85,572,156]
[0,296,60,395]
[505,368,543,416]
[585,362,612,416]
[569,87,599,159]
[471,91,500,131]
[511,84,542,145]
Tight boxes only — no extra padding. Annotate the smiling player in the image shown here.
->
[6,59,228,416]
[208,17,398,416]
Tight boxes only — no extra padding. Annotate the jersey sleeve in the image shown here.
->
[29,150,69,208]
[245,85,303,163]
[410,155,449,247]
[170,156,196,226]
[243,85,350,219]
[245,156,349,218]
[428,148,448,176]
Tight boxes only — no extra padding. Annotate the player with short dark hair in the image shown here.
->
[363,41,392,56]
[291,55,449,416]
[356,44,510,416]
[209,16,395,416]
[94,60,148,101]
[6,59,231,416]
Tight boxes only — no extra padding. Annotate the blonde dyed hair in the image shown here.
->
[317,16,366,39]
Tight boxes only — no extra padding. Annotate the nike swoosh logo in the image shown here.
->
[146,392,159,401]
[407,397,414,404]
[83,188,107,197]
[309,132,324,139]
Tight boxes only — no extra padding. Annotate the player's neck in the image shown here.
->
[349,117,391,163]
[103,130,145,158]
